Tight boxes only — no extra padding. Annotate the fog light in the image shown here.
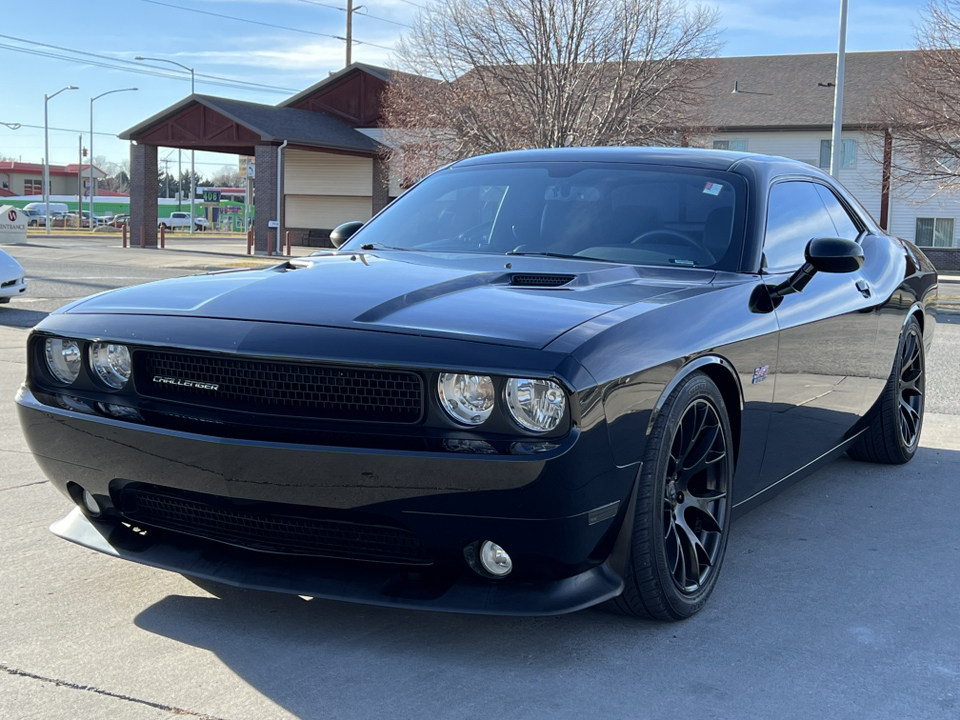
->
[81,489,101,517]
[443,438,498,454]
[479,540,513,577]
[98,403,142,421]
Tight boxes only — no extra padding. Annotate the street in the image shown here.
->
[1,239,958,720]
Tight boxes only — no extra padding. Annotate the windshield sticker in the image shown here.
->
[702,182,723,196]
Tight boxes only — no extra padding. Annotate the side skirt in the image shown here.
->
[730,428,867,520]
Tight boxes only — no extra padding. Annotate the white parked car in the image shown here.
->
[159,212,210,231]
[0,248,26,303]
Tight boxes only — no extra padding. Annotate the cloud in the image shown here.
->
[186,40,395,73]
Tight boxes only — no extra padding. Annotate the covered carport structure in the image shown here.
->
[120,65,391,252]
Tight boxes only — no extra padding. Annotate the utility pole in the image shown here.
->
[829,0,848,179]
[78,136,83,214]
[346,0,353,66]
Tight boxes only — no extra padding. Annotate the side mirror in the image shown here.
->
[761,237,865,307]
[330,221,364,249]
[804,236,864,274]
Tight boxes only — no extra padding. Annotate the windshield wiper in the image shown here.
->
[358,243,411,251]
[506,251,615,263]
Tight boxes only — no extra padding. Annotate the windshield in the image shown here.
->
[342,162,745,270]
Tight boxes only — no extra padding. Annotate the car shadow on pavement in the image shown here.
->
[129,444,960,720]
[0,308,48,329]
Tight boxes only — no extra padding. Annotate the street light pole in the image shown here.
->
[89,88,137,231]
[44,85,78,236]
[829,0,849,179]
[135,56,196,233]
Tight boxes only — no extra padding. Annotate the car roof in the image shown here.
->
[451,146,804,173]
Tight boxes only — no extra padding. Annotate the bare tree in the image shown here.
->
[382,0,721,183]
[876,0,960,192]
[208,165,245,188]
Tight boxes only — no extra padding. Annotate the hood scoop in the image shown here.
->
[510,274,576,287]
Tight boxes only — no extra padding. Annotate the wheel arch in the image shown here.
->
[646,356,744,468]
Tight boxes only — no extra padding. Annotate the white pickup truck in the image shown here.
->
[159,212,211,231]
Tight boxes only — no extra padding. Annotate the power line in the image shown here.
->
[11,123,118,138]
[0,43,295,95]
[0,34,299,93]
[295,0,413,29]
[138,0,397,51]
[352,8,413,29]
[393,0,428,9]
[140,0,345,40]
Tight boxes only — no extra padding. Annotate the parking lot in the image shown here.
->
[1,237,959,720]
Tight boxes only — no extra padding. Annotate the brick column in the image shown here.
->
[372,155,390,214]
[129,143,158,248]
[254,143,278,253]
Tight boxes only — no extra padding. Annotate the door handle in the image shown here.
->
[856,280,871,298]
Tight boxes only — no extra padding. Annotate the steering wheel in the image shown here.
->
[631,230,700,249]
[455,220,494,246]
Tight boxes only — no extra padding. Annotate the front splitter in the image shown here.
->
[51,508,625,616]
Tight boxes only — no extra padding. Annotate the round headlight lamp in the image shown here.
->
[505,378,566,433]
[438,373,495,426]
[89,343,131,389]
[44,338,82,385]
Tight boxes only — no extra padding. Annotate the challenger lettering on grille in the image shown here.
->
[152,376,220,391]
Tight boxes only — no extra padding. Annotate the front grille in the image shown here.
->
[120,487,432,564]
[134,351,423,424]
[510,274,575,287]
[1,278,18,288]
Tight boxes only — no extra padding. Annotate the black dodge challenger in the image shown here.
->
[16,148,937,621]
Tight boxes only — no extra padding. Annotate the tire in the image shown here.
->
[847,316,925,464]
[613,372,734,621]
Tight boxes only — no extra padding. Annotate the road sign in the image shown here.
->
[267,220,279,228]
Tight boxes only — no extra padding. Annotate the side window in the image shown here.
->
[813,185,861,240]
[763,181,838,272]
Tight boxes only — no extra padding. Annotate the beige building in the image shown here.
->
[699,52,960,270]
[0,161,106,198]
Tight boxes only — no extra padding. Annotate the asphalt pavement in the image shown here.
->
[0,235,958,720]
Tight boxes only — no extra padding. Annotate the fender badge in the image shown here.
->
[153,376,220,391]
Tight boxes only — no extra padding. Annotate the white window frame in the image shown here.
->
[915,217,956,248]
[713,139,748,152]
[819,139,857,169]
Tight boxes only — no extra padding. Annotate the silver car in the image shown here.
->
[0,248,26,303]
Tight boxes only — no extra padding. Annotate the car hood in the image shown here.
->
[0,249,24,279]
[64,252,721,349]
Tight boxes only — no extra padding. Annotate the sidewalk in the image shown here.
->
[6,231,317,272]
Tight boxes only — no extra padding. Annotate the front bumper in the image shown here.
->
[18,386,638,615]
[0,276,26,301]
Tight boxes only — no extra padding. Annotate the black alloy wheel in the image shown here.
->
[614,372,733,621]
[848,316,925,465]
[897,324,925,450]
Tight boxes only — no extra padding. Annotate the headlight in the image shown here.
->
[44,338,82,384]
[438,373,495,426]
[89,343,131,389]
[505,378,566,433]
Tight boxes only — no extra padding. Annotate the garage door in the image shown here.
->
[285,195,373,229]
[285,150,372,196]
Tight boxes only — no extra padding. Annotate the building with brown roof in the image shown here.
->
[119,53,960,268]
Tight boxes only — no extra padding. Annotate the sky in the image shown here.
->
[0,0,931,176]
